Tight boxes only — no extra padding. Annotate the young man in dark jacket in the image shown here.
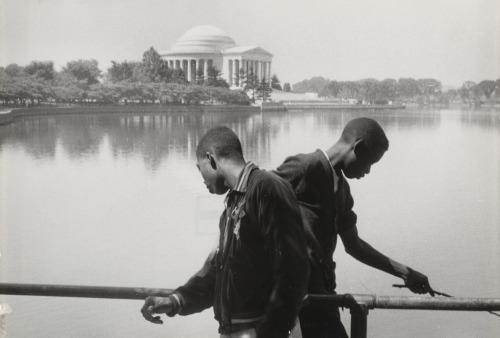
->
[274,117,434,338]
[141,126,309,337]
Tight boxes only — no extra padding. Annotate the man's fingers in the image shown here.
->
[141,308,164,324]
[141,298,164,324]
[143,312,164,324]
[425,281,435,297]
[140,298,152,315]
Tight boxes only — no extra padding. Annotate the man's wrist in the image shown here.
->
[390,259,410,279]
[166,293,182,317]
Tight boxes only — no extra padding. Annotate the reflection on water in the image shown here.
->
[3,108,496,170]
[0,108,499,337]
[0,112,281,171]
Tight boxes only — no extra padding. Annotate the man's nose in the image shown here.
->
[365,165,371,174]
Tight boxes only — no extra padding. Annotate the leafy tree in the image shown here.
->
[338,81,359,99]
[243,67,259,102]
[271,74,282,90]
[52,72,86,103]
[379,78,398,101]
[477,80,496,99]
[256,77,272,101]
[24,61,55,81]
[438,89,459,104]
[397,78,421,99]
[141,47,171,83]
[4,64,24,77]
[292,76,329,93]
[458,81,477,103]
[171,68,187,84]
[238,68,247,88]
[417,78,442,97]
[195,64,205,85]
[131,62,150,83]
[318,81,340,98]
[63,59,102,85]
[0,68,51,104]
[358,79,378,103]
[87,83,122,103]
[206,66,229,88]
[283,83,291,92]
[107,61,135,83]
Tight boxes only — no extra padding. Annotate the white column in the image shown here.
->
[187,60,192,82]
[268,62,272,88]
[228,59,233,86]
[204,59,208,81]
[235,59,240,86]
[222,58,228,85]
[195,60,200,83]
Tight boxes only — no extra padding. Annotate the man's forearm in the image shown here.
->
[348,237,409,279]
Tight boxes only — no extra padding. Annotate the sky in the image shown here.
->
[0,0,499,88]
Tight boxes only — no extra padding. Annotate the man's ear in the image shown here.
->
[206,152,217,170]
[353,139,367,158]
[353,139,365,152]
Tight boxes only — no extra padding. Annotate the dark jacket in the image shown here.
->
[175,164,309,337]
[274,150,357,294]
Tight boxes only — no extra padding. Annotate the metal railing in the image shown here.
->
[1,283,499,338]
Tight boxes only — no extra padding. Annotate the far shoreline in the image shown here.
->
[1,102,498,127]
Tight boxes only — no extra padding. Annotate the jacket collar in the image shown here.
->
[232,162,258,193]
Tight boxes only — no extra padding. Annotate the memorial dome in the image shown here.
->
[171,25,237,53]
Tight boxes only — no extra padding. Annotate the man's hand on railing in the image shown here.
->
[404,268,435,296]
[141,296,175,324]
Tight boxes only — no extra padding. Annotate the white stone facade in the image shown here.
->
[159,26,273,88]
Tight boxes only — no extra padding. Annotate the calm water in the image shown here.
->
[0,108,499,337]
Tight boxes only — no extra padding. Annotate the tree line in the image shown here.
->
[292,76,500,105]
[0,47,281,106]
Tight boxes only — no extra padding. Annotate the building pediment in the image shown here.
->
[223,46,273,57]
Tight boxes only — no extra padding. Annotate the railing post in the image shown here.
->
[350,302,369,338]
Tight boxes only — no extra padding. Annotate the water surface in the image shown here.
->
[1,108,499,337]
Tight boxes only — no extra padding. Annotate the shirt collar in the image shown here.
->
[232,162,257,193]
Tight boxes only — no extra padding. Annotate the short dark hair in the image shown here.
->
[341,118,389,154]
[196,126,243,159]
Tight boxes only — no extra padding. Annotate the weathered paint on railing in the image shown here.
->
[0,283,173,300]
[307,294,500,311]
[1,283,499,338]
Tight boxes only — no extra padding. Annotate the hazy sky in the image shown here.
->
[1,0,498,87]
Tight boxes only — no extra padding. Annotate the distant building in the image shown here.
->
[160,25,273,88]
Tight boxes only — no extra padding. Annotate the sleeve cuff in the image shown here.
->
[167,292,183,317]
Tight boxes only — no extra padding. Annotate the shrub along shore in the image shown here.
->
[0,104,262,125]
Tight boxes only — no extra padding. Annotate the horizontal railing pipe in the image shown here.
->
[1,284,499,312]
[2,284,499,338]
[0,283,173,300]
[307,294,500,312]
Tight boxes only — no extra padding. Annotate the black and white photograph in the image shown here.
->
[1,0,499,337]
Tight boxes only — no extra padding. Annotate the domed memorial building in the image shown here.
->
[160,25,273,88]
